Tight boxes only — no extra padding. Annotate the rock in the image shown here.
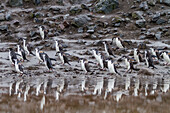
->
[156,18,166,24]
[151,13,160,22]
[8,0,23,6]
[87,26,95,33]
[72,15,91,27]
[135,19,146,28]
[139,1,149,11]
[146,31,155,38]
[139,35,146,39]
[138,68,154,75]
[5,12,11,20]
[132,11,144,19]
[112,16,123,26]
[49,6,61,13]
[147,0,156,6]
[56,0,64,5]
[93,0,119,14]
[69,6,82,15]
[155,32,162,39]
[34,12,44,18]
[42,0,48,2]
[0,13,5,21]
[81,4,90,11]
[91,34,97,39]
[158,0,170,6]
[30,31,36,37]
[58,24,65,30]
[33,0,41,5]
[0,25,8,31]
[78,27,84,33]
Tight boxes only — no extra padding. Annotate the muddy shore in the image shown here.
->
[0,0,170,113]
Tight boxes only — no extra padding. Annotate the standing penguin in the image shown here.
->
[115,37,125,49]
[9,48,20,65]
[134,48,142,63]
[103,41,116,57]
[17,45,29,61]
[23,39,35,56]
[14,59,25,75]
[161,52,170,65]
[42,54,54,70]
[39,26,45,40]
[55,40,63,52]
[123,56,140,73]
[107,60,121,75]
[145,50,157,69]
[98,54,108,69]
[35,48,44,63]
[57,51,71,65]
[80,58,90,73]
[92,49,100,64]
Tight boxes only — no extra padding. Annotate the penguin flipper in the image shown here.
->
[30,52,36,56]
[50,58,56,61]
[16,53,21,56]
[85,63,90,72]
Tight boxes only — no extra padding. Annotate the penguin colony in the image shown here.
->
[8,26,170,76]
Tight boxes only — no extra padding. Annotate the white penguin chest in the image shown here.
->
[59,54,64,64]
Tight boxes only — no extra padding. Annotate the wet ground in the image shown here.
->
[0,0,170,113]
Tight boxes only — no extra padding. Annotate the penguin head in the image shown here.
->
[9,48,13,51]
[35,48,39,52]
[39,25,45,30]
[92,49,98,55]
[55,40,59,45]
[79,58,85,63]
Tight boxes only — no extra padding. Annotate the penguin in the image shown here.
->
[39,26,45,40]
[55,40,63,52]
[134,48,142,63]
[42,53,54,70]
[80,58,90,73]
[123,56,140,73]
[144,50,157,69]
[57,51,71,65]
[107,60,121,75]
[92,49,100,63]
[115,37,125,49]
[14,59,25,74]
[103,41,116,57]
[161,52,170,65]
[17,45,29,61]
[98,54,108,69]
[35,48,44,63]
[35,48,56,63]
[23,38,35,56]
[9,48,20,65]
[98,54,104,69]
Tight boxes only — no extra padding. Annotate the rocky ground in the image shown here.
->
[0,0,170,113]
